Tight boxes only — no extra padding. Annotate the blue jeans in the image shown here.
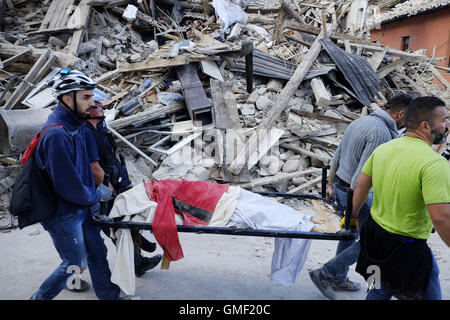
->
[30,208,120,300]
[322,182,373,281]
[366,249,442,300]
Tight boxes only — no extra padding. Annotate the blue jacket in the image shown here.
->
[35,105,101,216]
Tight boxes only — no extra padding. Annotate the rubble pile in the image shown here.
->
[0,0,449,229]
[369,0,450,26]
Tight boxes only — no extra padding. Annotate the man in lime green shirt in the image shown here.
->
[352,96,450,300]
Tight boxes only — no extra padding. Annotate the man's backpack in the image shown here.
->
[9,124,64,229]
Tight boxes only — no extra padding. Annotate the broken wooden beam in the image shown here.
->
[176,63,213,126]
[282,143,331,164]
[3,49,54,110]
[0,49,31,68]
[240,168,319,189]
[108,103,185,130]
[291,109,351,124]
[117,55,189,72]
[107,124,158,167]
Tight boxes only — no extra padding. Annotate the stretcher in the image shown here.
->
[92,166,357,242]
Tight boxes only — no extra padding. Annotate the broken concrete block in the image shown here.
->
[129,52,141,62]
[301,103,314,113]
[238,103,256,116]
[255,95,272,111]
[267,79,284,92]
[99,55,115,68]
[100,36,113,48]
[106,48,118,62]
[228,23,244,41]
[48,36,66,48]
[246,90,260,104]
[282,158,300,173]
[78,41,97,55]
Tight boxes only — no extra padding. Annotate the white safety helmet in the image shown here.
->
[48,68,97,98]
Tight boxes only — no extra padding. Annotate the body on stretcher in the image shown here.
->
[92,180,357,295]
[93,165,356,241]
[93,197,356,241]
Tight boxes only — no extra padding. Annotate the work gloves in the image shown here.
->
[339,217,358,232]
[98,183,113,201]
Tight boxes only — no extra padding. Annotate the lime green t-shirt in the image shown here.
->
[361,136,450,239]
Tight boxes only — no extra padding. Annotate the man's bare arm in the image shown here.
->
[427,203,450,247]
[351,172,372,218]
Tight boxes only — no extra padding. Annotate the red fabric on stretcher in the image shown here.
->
[144,180,229,261]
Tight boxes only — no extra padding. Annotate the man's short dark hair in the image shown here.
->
[384,93,413,113]
[405,96,446,131]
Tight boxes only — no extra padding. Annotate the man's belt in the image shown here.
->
[335,175,350,190]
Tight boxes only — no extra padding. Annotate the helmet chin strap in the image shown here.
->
[60,91,91,121]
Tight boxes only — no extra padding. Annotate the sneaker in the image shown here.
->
[65,278,90,293]
[309,269,336,300]
[135,254,162,277]
[332,278,361,292]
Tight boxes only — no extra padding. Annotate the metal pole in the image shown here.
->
[321,165,328,200]
[106,124,158,167]
[245,41,254,93]
[344,189,353,230]
[93,217,356,241]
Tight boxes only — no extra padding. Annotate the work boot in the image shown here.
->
[332,278,361,292]
[309,268,336,300]
[140,237,157,253]
[65,277,90,293]
[135,254,163,278]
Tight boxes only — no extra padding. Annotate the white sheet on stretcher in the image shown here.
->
[107,183,314,295]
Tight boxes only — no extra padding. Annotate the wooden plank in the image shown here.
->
[117,56,189,72]
[429,64,450,89]
[311,199,337,233]
[291,109,351,124]
[3,49,52,110]
[106,125,158,167]
[51,0,73,29]
[66,0,91,56]
[1,49,30,67]
[108,103,185,130]
[282,143,331,164]
[377,58,408,79]
[211,79,251,183]
[303,136,339,149]
[368,48,387,72]
[58,0,76,29]
[287,175,323,194]
[247,127,285,171]
[39,0,60,30]
[239,168,319,189]
[94,69,120,83]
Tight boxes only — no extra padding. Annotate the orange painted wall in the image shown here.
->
[370,7,450,88]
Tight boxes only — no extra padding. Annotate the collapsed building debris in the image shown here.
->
[0,0,449,229]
